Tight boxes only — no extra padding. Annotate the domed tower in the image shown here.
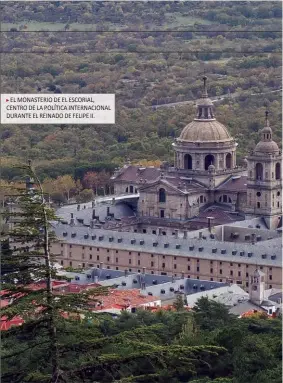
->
[246,111,282,229]
[172,76,239,188]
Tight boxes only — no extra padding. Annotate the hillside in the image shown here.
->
[0,1,282,180]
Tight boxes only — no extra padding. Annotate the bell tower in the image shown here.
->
[246,111,282,229]
[249,269,265,306]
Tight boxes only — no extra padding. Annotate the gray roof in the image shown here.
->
[53,223,282,267]
[56,201,135,226]
[57,267,227,301]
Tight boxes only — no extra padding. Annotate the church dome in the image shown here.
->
[177,76,233,143]
[254,140,279,153]
[178,120,232,142]
[254,111,279,154]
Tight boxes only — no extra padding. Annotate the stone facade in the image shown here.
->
[111,78,281,229]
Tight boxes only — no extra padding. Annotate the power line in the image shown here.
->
[1,51,281,54]
[2,30,282,33]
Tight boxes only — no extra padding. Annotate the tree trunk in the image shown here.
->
[31,165,60,382]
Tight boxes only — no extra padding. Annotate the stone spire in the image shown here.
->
[261,110,273,141]
[195,76,215,120]
[202,75,208,98]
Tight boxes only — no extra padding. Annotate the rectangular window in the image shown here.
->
[269,275,272,280]
[138,260,140,266]
[163,255,165,259]
[246,282,249,287]
[151,261,154,267]
[61,244,63,247]
[116,250,119,254]
[69,245,72,248]
[174,264,177,269]
[188,266,190,271]
[220,269,222,275]
[238,264,241,267]
[269,267,272,271]
[129,252,131,255]
[116,258,118,263]
[138,252,140,256]
[210,268,213,273]
[107,257,110,262]
[174,256,177,260]
[82,246,85,250]
[129,259,132,264]
[151,254,154,258]
[197,267,200,272]
[69,261,72,266]
[90,247,92,250]
[210,261,213,265]
[97,248,99,251]
[97,255,99,261]
[210,278,213,281]
[238,271,241,277]
[246,272,249,277]
[89,254,92,260]
[60,260,64,265]
[230,270,233,276]
[220,261,222,265]
[230,262,233,266]
[107,249,109,253]
[116,267,119,270]
[82,263,85,268]
[162,263,165,268]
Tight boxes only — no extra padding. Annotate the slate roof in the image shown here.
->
[112,165,160,183]
[56,201,135,226]
[53,223,282,266]
[217,175,248,192]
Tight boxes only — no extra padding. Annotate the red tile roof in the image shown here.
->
[89,289,160,311]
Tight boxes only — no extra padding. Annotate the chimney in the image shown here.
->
[142,267,146,274]
[92,209,96,219]
[158,227,162,236]
[207,217,214,233]
[181,271,184,279]
[77,204,80,211]
[70,213,74,226]
[183,230,188,239]
[251,233,256,245]
[175,229,179,239]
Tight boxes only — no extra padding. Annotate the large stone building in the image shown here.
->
[112,77,282,230]
[51,76,282,291]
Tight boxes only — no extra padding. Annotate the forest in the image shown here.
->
[0,1,282,185]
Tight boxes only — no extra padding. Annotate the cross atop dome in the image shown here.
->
[202,75,208,98]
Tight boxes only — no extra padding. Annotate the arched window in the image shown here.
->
[126,187,128,193]
[129,185,134,193]
[255,163,263,180]
[205,154,215,170]
[257,202,261,208]
[275,162,281,180]
[226,153,232,169]
[200,195,203,203]
[184,154,192,170]
[159,188,166,203]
